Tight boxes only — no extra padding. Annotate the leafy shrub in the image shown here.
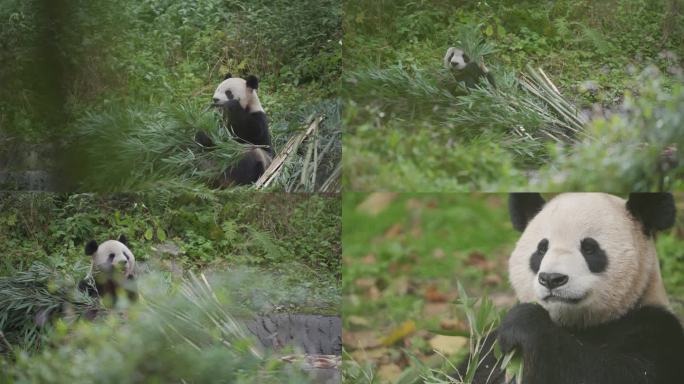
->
[536,68,684,191]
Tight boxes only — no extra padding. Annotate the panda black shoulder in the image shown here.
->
[613,305,684,341]
[606,306,684,382]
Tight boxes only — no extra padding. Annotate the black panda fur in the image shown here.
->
[457,193,684,384]
[78,234,137,306]
[196,73,274,187]
[220,75,273,156]
[444,47,496,89]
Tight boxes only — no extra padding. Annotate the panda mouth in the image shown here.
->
[543,294,585,304]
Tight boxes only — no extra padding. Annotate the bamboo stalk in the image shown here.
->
[319,164,341,193]
[538,67,560,95]
[255,116,323,189]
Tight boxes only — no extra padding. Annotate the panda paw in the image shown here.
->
[226,99,242,110]
[498,303,552,353]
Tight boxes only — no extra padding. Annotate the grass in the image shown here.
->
[342,0,684,192]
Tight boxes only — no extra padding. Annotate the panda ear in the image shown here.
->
[246,75,259,90]
[626,193,676,235]
[509,193,546,232]
[85,240,98,256]
[118,234,128,246]
[223,73,232,80]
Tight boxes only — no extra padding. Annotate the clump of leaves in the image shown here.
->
[0,263,99,352]
[450,24,497,66]
[537,67,684,191]
[72,103,246,190]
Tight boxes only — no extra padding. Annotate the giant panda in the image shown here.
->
[195,73,274,187]
[444,47,495,89]
[459,192,684,384]
[78,234,137,306]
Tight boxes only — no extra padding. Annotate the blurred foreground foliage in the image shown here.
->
[1,270,317,383]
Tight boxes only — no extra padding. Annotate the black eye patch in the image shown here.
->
[225,90,234,99]
[123,251,130,261]
[108,253,115,262]
[529,238,548,273]
[579,237,608,273]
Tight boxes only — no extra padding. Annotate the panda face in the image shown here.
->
[212,78,249,108]
[211,74,263,113]
[509,193,670,327]
[86,236,135,280]
[444,47,470,70]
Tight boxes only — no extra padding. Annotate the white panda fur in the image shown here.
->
[212,76,264,113]
[79,234,137,303]
[210,73,272,154]
[459,192,684,384]
[444,47,469,70]
[444,46,496,89]
[509,193,669,328]
[196,73,273,187]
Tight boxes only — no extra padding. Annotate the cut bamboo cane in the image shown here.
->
[255,116,324,189]
[319,163,341,193]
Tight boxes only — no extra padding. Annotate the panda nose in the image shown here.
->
[538,272,569,289]
[212,97,219,104]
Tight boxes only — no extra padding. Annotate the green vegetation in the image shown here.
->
[341,193,684,383]
[0,0,341,191]
[1,270,317,383]
[0,191,340,382]
[342,0,684,191]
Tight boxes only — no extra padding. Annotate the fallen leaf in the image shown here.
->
[424,285,449,302]
[343,330,381,350]
[423,302,450,317]
[348,315,370,328]
[465,251,497,271]
[357,193,398,216]
[410,224,423,238]
[484,274,503,286]
[381,321,416,346]
[354,278,376,289]
[387,275,411,296]
[440,318,467,332]
[354,279,382,300]
[378,363,403,382]
[350,347,391,362]
[429,335,468,355]
[405,198,424,210]
[383,223,403,239]
[432,248,446,259]
[361,254,377,265]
